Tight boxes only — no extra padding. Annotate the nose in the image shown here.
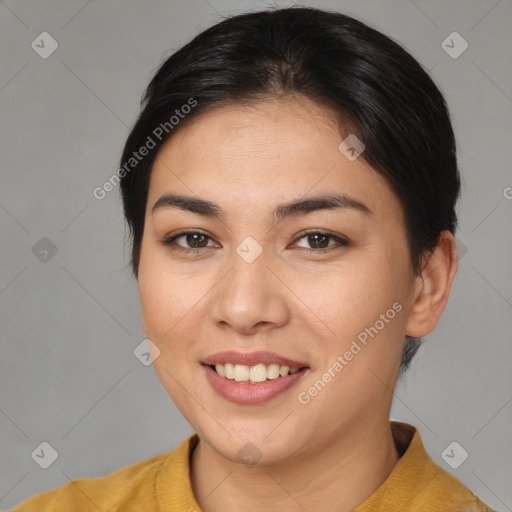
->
[210,247,291,335]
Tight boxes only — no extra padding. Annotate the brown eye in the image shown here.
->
[293,230,349,252]
[162,230,216,252]
[182,233,209,248]
[307,233,330,249]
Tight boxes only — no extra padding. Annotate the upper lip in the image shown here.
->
[202,351,309,368]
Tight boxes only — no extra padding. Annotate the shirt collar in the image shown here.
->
[155,421,442,511]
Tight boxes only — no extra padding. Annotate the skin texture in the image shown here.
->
[137,95,458,512]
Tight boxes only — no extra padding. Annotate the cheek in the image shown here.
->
[138,278,189,353]
[138,269,166,338]
[137,261,197,404]
[138,247,179,341]
[300,259,398,333]
[306,254,409,374]
[137,247,210,363]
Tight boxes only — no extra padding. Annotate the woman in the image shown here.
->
[12,6,494,511]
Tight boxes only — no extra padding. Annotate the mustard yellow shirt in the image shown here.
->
[11,422,494,511]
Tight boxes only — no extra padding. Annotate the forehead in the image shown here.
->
[164,96,343,166]
[147,97,402,225]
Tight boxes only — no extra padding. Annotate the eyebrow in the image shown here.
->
[151,192,372,223]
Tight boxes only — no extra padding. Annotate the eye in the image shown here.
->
[292,230,349,252]
[161,230,217,253]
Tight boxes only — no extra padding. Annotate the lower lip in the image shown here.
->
[202,364,310,405]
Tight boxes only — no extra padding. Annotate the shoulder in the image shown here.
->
[365,422,496,512]
[10,451,169,512]
[419,460,495,512]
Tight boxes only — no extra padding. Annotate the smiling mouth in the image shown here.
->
[207,363,309,383]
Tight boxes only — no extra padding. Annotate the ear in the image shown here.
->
[405,230,459,338]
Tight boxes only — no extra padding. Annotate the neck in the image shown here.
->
[190,418,400,512]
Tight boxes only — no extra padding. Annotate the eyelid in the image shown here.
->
[291,228,348,243]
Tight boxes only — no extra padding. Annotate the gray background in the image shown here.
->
[0,0,511,510]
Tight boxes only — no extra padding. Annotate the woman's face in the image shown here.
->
[138,96,420,464]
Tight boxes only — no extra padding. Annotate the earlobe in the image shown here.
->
[405,231,459,338]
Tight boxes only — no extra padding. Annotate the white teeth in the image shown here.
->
[215,364,225,378]
[267,363,280,379]
[249,363,267,383]
[224,363,235,380]
[211,363,302,382]
[234,364,250,382]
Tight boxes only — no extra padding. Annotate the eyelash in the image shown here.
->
[160,229,349,255]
